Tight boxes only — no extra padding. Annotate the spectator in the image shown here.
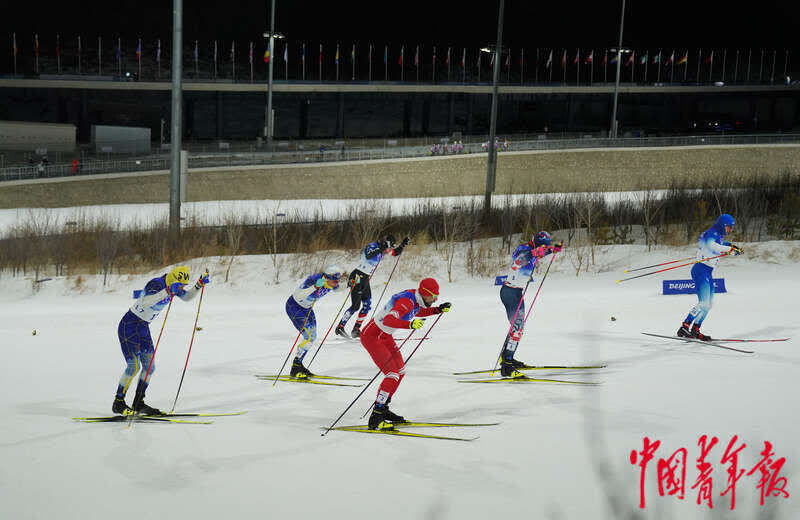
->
[37,161,45,177]
[72,159,79,175]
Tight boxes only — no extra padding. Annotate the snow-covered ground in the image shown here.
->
[1,235,798,520]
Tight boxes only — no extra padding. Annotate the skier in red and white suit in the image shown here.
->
[361,277,451,429]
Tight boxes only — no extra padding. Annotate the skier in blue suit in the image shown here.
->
[114,265,209,415]
[285,265,345,377]
[677,214,743,341]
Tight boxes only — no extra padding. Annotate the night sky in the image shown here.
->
[3,0,798,49]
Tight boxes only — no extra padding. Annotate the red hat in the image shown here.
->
[418,278,439,298]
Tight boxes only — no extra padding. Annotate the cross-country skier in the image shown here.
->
[361,277,451,430]
[285,265,345,378]
[499,231,563,377]
[113,266,210,415]
[677,214,743,341]
[335,234,409,339]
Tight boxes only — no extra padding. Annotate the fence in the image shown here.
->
[1,133,799,182]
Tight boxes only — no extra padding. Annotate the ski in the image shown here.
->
[713,337,790,343]
[641,333,754,354]
[72,411,245,421]
[255,373,368,381]
[326,426,477,442]
[457,375,599,385]
[73,416,212,424]
[333,421,500,429]
[255,375,363,387]
[453,364,607,376]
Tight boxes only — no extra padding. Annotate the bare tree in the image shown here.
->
[223,213,244,283]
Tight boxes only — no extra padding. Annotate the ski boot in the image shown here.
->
[112,396,134,415]
[290,358,314,378]
[335,324,349,338]
[690,324,712,342]
[677,322,693,338]
[368,402,406,430]
[131,391,164,416]
[350,324,361,339]
[500,358,524,378]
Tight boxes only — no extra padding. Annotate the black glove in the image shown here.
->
[401,237,410,247]
[730,244,743,256]
[436,302,452,314]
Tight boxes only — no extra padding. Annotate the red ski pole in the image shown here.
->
[616,252,730,283]
[272,288,320,386]
[623,256,696,274]
[170,284,205,413]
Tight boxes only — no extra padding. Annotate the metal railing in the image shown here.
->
[1,133,798,182]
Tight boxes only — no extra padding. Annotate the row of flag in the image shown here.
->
[9,34,792,83]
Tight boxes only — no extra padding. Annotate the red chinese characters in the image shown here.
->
[630,435,790,510]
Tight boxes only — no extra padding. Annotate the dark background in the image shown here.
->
[3,0,798,49]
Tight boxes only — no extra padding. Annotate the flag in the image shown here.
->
[704,51,714,64]
[335,44,339,64]
[56,35,60,57]
[157,39,161,63]
[350,44,354,64]
[445,47,450,66]
[13,33,17,57]
[652,52,660,64]
[319,44,322,65]
[610,53,617,65]
[461,48,465,68]
[136,39,141,61]
[230,41,235,62]
[585,50,593,64]
[194,40,198,64]
[640,51,648,65]
[263,48,270,63]
[667,50,674,64]
[284,44,288,63]
[625,51,634,67]
[301,43,305,66]
[545,50,553,68]
[414,45,418,66]
[77,35,81,58]
[432,45,437,66]
[249,42,253,64]
[490,52,494,67]
[561,49,566,68]
[116,37,120,63]
[35,34,39,57]
[383,45,387,64]
[677,52,687,65]
[398,46,403,66]
[602,52,608,65]
[505,51,510,68]
[573,49,579,65]
[213,40,217,64]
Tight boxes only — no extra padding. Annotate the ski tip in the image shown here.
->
[615,279,621,283]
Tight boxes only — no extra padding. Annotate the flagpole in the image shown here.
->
[319,43,322,81]
[194,40,198,78]
[477,48,480,82]
[77,35,81,75]
[631,50,635,82]
[35,34,39,74]
[138,37,141,79]
[336,42,339,81]
[709,51,714,82]
[784,50,790,82]
[684,50,688,81]
[721,49,726,83]
[734,49,739,83]
[301,42,305,81]
[696,48,701,83]
[747,49,751,83]
[521,48,524,84]
[12,33,17,75]
[576,49,580,84]
[656,50,661,83]
[770,49,777,84]
[644,51,648,82]
[400,45,404,81]
[157,39,161,79]
[759,48,764,83]
[250,42,254,82]
[433,46,437,83]
[117,37,121,79]
[285,41,288,81]
[562,50,566,83]
[98,36,102,76]
[416,45,419,83]
[535,48,539,83]
[368,43,372,82]
[352,43,355,81]
[384,44,388,81]
[57,34,61,74]
[232,41,236,82]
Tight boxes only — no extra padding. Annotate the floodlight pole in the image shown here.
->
[265,0,276,149]
[609,0,626,139]
[169,0,183,234]
[483,0,504,215]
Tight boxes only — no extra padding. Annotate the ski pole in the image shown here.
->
[623,256,696,274]
[616,252,730,283]
[170,281,206,413]
[367,253,402,322]
[307,278,359,368]
[272,288,320,386]
[127,295,173,427]
[493,251,558,372]
[322,312,443,436]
